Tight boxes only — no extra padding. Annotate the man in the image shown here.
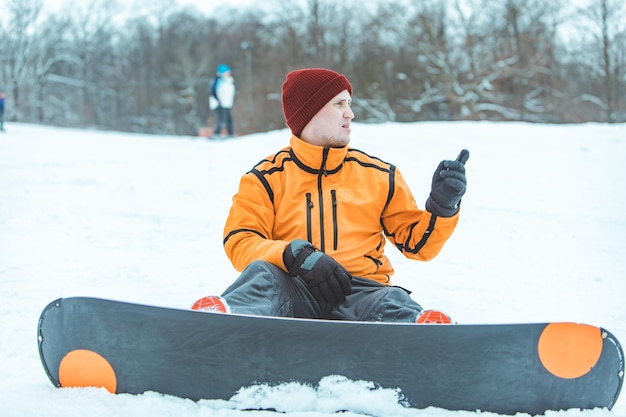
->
[0,92,5,131]
[194,68,469,323]
[209,64,235,138]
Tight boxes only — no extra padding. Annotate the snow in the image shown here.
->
[0,121,625,417]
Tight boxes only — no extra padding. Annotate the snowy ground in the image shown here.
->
[0,121,624,417]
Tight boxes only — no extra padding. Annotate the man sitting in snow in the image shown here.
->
[194,68,469,323]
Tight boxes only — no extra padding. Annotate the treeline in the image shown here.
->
[1,0,625,136]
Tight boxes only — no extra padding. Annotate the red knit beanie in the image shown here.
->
[281,68,352,137]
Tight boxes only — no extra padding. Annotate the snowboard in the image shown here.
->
[38,297,624,415]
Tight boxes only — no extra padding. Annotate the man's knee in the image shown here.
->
[238,260,286,285]
[371,286,422,322]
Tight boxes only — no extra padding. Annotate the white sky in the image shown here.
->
[176,0,262,14]
[28,0,595,21]
[17,0,258,20]
[0,0,606,47]
[35,0,417,18]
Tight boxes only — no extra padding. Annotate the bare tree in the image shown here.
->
[575,0,625,122]
[1,0,43,119]
[0,0,622,134]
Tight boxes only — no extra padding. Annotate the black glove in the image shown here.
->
[426,149,469,217]
[283,239,352,307]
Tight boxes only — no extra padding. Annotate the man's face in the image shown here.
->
[300,90,354,148]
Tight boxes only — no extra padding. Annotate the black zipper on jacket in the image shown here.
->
[317,149,329,252]
[306,193,313,243]
[331,189,338,250]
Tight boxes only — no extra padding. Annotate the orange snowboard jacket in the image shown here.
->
[223,135,459,285]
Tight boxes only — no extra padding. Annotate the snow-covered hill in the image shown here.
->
[1,121,624,417]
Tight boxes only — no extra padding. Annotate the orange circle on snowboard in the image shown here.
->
[537,323,603,379]
[59,349,117,393]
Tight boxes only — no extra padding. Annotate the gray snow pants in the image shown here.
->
[220,260,423,322]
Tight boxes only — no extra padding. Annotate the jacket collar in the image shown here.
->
[289,135,347,173]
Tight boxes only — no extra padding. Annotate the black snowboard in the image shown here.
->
[38,297,624,415]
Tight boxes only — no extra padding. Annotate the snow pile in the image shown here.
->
[0,121,625,417]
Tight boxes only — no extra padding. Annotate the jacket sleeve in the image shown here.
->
[382,167,459,261]
[223,172,290,272]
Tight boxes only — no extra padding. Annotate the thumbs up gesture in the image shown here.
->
[425,149,469,217]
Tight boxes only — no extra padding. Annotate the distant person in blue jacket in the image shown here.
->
[209,64,236,138]
[0,92,5,131]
